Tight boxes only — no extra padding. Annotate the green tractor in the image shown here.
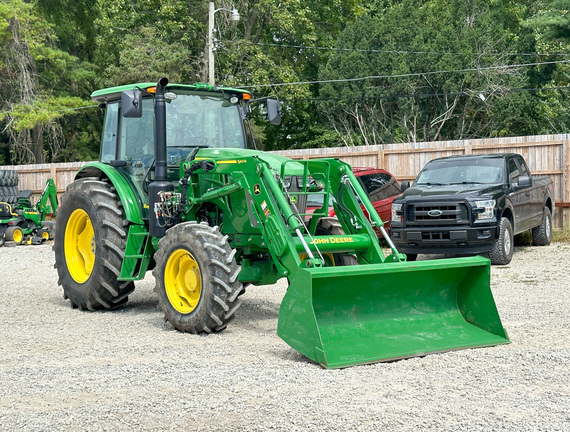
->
[0,178,58,247]
[54,78,509,368]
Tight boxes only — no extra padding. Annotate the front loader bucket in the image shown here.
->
[277,256,509,369]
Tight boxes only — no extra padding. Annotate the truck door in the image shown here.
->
[507,156,532,232]
[515,156,542,225]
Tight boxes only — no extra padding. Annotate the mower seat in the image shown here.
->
[0,202,14,218]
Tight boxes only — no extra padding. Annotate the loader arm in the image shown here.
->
[181,155,396,284]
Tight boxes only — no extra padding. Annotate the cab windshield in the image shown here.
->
[100,92,247,165]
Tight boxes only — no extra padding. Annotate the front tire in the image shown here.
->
[54,178,134,310]
[316,217,359,266]
[405,253,418,262]
[153,222,243,333]
[532,207,552,246]
[489,217,514,265]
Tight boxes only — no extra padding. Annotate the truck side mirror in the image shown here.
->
[267,99,281,125]
[121,89,143,118]
[517,175,532,188]
[401,181,410,192]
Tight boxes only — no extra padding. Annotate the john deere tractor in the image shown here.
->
[0,177,57,247]
[54,78,509,368]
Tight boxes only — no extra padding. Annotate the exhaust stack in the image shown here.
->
[149,77,173,237]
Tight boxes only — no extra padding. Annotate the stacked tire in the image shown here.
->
[0,169,19,204]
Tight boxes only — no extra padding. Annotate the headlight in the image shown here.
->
[474,199,496,220]
[391,203,402,222]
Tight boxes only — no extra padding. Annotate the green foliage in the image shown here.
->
[216,0,361,149]
[95,0,204,85]
[526,0,570,40]
[6,96,92,131]
[319,0,570,144]
[1,0,570,163]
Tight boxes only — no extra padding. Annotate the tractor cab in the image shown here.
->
[92,83,256,204]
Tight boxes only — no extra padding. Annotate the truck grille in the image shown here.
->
[406,202,469,226]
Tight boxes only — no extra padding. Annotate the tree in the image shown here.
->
[213,0,362,149]
[95,0,204,86]
[318,0,570,145]
[526,0,570,40]
[0,0,91,164]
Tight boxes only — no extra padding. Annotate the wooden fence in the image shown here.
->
[2,134,569,228]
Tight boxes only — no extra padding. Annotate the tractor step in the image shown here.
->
[119,225,152,281]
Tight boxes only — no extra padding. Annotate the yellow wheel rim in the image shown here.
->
[64,209,95,283]
[299,252,336,266]
[42,231,50,240]
[13,228,23,243]
[164,249,202,314]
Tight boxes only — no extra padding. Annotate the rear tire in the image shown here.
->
[54,178,134,310]
[5,226,23,244]
[489,217,514,265]
[531,207,552,246]
[153,222,243,333]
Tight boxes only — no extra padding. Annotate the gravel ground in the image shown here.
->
[0,242,569,431]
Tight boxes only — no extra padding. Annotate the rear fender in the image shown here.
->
[76,163,145,225]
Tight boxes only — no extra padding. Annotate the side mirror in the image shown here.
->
[121,89,143,118]
[267,99,281,125]
[517,175,532,188]
[401,181,410,192]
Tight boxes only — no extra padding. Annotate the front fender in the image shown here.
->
[76,162,145,225]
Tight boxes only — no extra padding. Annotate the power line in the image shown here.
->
[279,85,570,103]
[228,40,570,58]
[51,104,99,113]
[239,59,570,89]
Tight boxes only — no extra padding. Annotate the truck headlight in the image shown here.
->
[474,199,496,220]
[391,203,402,222]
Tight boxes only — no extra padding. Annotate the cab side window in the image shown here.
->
[507,158,520,185]
[101,103,119,163]
[516,156,530,177]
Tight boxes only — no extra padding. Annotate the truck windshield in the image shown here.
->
[416,158,504,186]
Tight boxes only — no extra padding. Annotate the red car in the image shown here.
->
[305,167,401,234]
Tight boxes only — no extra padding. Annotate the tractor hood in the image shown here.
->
[196,148,305,176]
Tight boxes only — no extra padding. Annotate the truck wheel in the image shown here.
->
[54,178,134,310]
[5,226,23,244]
[531,207,552,246]
[153,222,243,333]
[489,217,513,265]
[316,217,359,266]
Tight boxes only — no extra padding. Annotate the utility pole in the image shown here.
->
[208,2,215,86]
[207,2,239,86]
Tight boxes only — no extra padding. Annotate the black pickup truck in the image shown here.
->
[390,153,554,265]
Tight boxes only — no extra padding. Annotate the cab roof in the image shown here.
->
[91,82,251,103]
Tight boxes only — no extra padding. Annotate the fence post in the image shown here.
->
[377,149,385,169]
[559,139,570,229]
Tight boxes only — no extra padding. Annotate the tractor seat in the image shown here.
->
[17,190,33,199]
